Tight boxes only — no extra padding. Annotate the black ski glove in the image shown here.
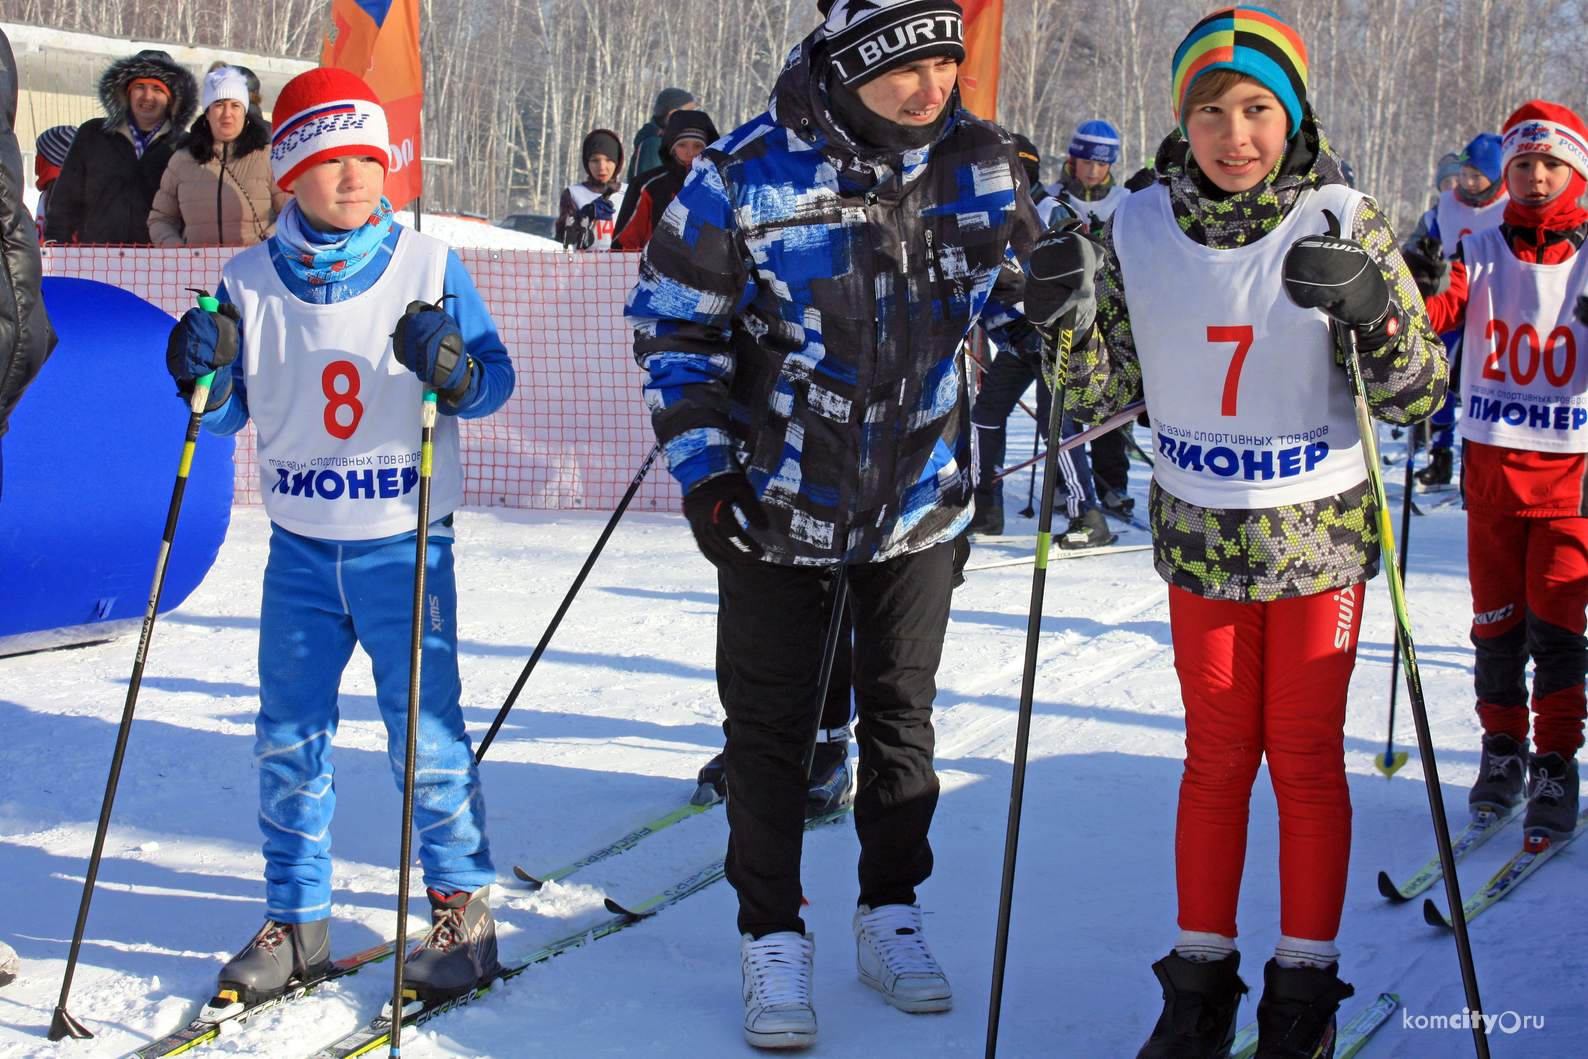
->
[1574,295,1588,328]
[166,301,241,411]
[1024,218,1100,341]
[1401,236,1450,298]
[1283,208,1403,352]
[683,472,770,567]
[391,299,472,403]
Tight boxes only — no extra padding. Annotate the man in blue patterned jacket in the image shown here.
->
[627,0,1041,1047]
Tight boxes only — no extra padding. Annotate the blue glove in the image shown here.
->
[165,303,240,410]
[391,299,471,400]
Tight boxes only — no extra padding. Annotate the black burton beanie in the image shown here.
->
[819,0,966,88]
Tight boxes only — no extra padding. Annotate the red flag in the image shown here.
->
[958,0,1003,121]
[320,0,423,210]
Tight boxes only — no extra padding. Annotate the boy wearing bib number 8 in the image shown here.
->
[1418,101,1588,849]
[1026,8,1446,1058]
[163,69,515,1008]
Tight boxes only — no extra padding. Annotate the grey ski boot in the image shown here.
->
[214,919,331,1008]
[402,884,504,1005]
[1058,507,1117,551]
[1523,751,1581,846]
[1469,733,1529,822]
[693,752,726,806]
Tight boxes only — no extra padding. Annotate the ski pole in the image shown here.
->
[802,566,850,782]
[1020,394,1041,518]
[389,388,438,1059]
[473,442,662,762]
[49,291,224,1042]
[985,311,1075,1059]
[1334,319,1490,1059]
[1378,417,1419,777]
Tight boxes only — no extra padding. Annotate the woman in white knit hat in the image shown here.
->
[148,65,286,246]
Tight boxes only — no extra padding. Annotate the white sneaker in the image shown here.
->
[741,931,817,1049]
[853,903,952,1012]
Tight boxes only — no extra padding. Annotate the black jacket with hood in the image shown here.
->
[44,50,198,245]
[0,29,57,495]
[613,109,721,246]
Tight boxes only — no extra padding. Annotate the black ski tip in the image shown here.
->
[1377,871,1411,903]
[512,866,544,890]
[1422,899,1452,929]
[603,897,653,920]
[48,1006,95,1041]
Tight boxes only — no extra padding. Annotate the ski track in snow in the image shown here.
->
[1,450,1583,1058]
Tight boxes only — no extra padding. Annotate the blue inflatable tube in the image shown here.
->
[0,277,234,656]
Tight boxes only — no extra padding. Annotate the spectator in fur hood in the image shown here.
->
[45,49,197,244]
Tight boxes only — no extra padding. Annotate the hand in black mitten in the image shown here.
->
[1401,236,1450,298]
[1024,218,1100,339]
[166,302,241,410]
[1282,209,1392,328]
[683,472,770,567]
[1575,295,1588,328]
[392,299,471,401]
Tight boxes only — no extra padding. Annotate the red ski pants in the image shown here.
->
[1467,509,1588,758]
[1168,584,1362,942]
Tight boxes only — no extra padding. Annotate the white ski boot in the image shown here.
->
[741,931,817,1049]
[853,903,952,1012]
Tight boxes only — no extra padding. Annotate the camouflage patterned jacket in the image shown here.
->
[1066,118,1448,602]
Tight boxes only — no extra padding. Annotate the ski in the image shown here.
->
[964,544,1151,572]
[125,931,426,1059]
[1100,506,1151,533]
[1376,804,1522,902]
[1229,991,1398,1059]
[1423,807,1588,928]
[511,798,719,890]
[312,806,853,1059]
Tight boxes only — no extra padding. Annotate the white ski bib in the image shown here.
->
[1435,186,1507,258]
[1038,183,1131,230]
[222,227,461,540]
[1458,225,1588,453]
[567,182,627,250]
[1112,182,1368,508]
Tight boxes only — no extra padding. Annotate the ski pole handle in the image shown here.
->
[188,290,222,416]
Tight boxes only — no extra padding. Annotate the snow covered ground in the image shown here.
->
[1,437,1582,1058]
[390,211,562,253]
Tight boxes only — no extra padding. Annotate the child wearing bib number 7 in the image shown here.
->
[1416,101,1588,852]
[162,68,515,1010]
[1023,8,1446,1058]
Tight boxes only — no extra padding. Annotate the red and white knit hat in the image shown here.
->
[270,67,389,190]
[1500,100,1588,181]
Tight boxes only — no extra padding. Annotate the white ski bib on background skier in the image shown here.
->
[1435,186,1507,258]
[1112,182,1368,508]
[222,227,461,540]
[1038,184,1131,230]
[568,182,627,249]
[1458,224,1588,453]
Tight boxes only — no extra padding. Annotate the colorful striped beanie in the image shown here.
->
[1171,6,1308,137]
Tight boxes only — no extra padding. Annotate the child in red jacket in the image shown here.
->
[1415,100,1588,847]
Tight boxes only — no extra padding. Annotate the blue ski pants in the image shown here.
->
[256,522,493,922]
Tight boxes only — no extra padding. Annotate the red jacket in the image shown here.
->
[1425,222,1588,517]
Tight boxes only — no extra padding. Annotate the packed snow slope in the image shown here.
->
[0,449,1581,1058]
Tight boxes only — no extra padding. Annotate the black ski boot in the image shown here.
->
[693,752,726,806]
[401,885,504,1005]
[1252,959,1354,1059]
[1058,507,1117,551]
[1468,733,1528,822]
[1415,447,1453,486]
[1135,951,1248,1059]
[807,727,854,820]
[1523,751,1581,846]
[968,503,1004,537]
[1099,487,1135,518]
[0,940,17,987]
[214,919,332,1008]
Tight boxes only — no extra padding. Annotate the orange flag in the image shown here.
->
[958,0,1003,121]
[320,0,423,210]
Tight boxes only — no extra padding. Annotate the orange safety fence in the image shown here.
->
[40,245,681,513]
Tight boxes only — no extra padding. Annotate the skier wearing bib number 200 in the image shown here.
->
[1412,101,1588,852]
[1024,8,1446,1058]
[162,68,515,1011]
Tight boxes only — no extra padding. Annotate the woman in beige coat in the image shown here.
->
[148,66,285,246]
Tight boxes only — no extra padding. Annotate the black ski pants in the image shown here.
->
[717,543,952,938]
[971,347,1093,518]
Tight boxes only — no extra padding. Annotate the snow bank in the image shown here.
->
[393,210,563,253]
